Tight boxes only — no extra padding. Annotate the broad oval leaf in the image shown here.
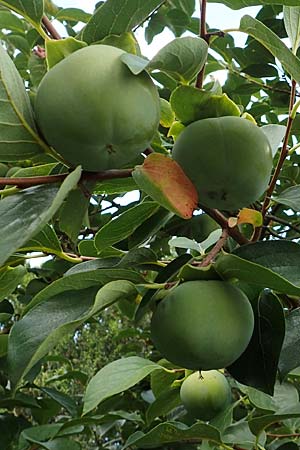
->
[170,86,240,125]
[132,153,198,219]
[274,185,300,211]
[284,5,300,53]
[215,241,300,296]
[81,0,164,44]
[0,167,81,267]
[0,265,26,301]
[148,36,208,83]
[228,291,285,395]
[8,279,136,388]
[239,15,300,83]
[124,421,222,449]
[279,308,300,378]
[0,0,44,28]
[208,0,300,9]
[0,44,48,161]
[83,357,162,415]
[95,201,160,251]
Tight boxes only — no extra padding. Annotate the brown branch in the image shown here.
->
[195,0,208,89]
[199,228,229,266]
[42,15,62,40]
[0,168,133,188]
[201,206,250,245]
[253,79,297,241]
[266,213,300,234]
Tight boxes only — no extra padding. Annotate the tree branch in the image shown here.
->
[195,0,208,89]
[201,206,250,245]
[0,168,133,188]
[199,228,229,266]
[42,15,62,40]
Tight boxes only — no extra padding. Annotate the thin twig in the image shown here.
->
[201,206,250,245]
[253,79,297,241]
[0,168,133,188]
[195,0,208,89]
[199,228,229,267]
[42,15,62,40]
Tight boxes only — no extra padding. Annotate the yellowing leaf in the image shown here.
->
[238,208,263,227]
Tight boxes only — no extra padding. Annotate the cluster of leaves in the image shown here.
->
[2,0,300,449]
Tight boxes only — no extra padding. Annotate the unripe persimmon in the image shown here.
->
[35,45,160,171]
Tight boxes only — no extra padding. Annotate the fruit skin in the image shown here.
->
[180,370,231,420]
[151,280,254,370]
[35,45,160,171]
[172,117,273,210]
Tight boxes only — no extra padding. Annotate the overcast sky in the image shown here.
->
[55,1,260,57]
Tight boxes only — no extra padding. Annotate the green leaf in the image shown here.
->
[228,291,285,395]
[8,279,137,388]
[0,10,25,32]
[215,241,300,296]
[7,286,97,388]
[0,167,81,267]
[100,31,140,54]
[274,185,300,211]
[279,308,300,378]
[249,408,300,437]
[55,7,92,23]
[160,98,175,128]
[239,15,300,83]
[26,269,144,313]
[81,0,164,44]
[208,0,300,9]
[148,36,208,83]
[94,177,137,194]
[170,86,240,124]
[0,44,48,161]
[284,6,300,53]
[124,421,222,448]
[0,265,26,301]
[46,37,87,69]
[0,335,8,357]
[0,0,44,29]
[38,387,78,417]
[261,124,286,157]
[223,421,262,447]
[94,202,160,252]
[83,357,162,415]
[58,184,92,243]
[135,253,192,322]
[20,224,62,254]
[146,388,181,424]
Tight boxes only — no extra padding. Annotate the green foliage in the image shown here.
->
[1,1,300,449]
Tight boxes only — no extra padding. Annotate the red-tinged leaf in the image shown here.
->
[132,153,198,219]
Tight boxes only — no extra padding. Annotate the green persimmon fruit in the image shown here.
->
[172,116,273,210]
[180,370,231,420]
[151,280,254,370]
[35,45,160,171]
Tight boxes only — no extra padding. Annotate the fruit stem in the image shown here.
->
[195,0,208,89]
[42,15,62,40]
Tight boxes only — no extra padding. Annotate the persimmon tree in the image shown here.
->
[1,0,300,449]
